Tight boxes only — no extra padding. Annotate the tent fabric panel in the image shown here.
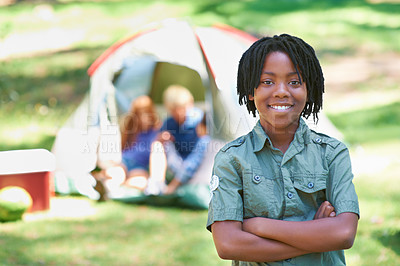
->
[113,55,157,114]
[87,28,157,76]
[195,26,258,139]
[125,21,209,81]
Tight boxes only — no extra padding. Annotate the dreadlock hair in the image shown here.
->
[237,33,324,122]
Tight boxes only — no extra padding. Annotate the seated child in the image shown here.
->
[145,85,208,195]
[95,95,160,197]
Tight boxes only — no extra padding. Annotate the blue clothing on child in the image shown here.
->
[121,129,159,171]
[165,135,211,183]
[160,107,203,159]
[160,107,205,183]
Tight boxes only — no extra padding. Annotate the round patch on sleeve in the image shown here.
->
[210,175,220,191]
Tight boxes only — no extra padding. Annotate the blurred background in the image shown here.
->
[0,0,399,265]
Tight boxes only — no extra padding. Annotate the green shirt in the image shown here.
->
[207,118,359,266]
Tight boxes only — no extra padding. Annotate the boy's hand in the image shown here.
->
[314,201,336,219]
[158,131,174,143]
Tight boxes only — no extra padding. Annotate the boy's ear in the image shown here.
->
[248,94,254,101]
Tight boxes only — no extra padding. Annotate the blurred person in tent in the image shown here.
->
[145,85,209,195]
[93,95,161,199]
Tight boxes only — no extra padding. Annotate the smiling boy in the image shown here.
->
[249,51,307,153]
[207,34,359,265]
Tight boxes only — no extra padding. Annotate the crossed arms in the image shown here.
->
[211,201,358,262]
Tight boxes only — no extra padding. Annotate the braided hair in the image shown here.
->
[237,34,324,122]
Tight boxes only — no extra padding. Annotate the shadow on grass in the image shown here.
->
[194,0,400,18]
[0,218,147,265]
[192,0,400,56]
[376,229,400,256]
[0,46,108,152]
[0,45,107,109]
[0,234,40,265]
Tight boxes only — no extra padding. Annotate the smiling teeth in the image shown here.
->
[270,105,290,110]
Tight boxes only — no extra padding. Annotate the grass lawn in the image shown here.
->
[345,140,400,265]
[0,197,227,265]
[1,0,400,265]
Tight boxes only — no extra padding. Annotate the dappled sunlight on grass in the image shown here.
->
[325,89,400,115]
[0,125,55,151]
[0,28,87,60]
[24,196,97,221]
[350,140,400,178]
[0,111,63,151]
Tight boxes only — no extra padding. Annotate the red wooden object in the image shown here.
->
[0,149,55,212]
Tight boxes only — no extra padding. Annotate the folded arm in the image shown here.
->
[211,220,309,262]
[242,202,358,252]
[211,201,357,262]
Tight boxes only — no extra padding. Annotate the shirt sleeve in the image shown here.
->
[326,143,360,218]
[207,150,244,232]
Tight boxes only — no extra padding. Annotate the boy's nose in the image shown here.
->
[273,83,290,98]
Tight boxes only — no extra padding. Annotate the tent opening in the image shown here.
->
[150,62,206,104]
[113,59,208,122]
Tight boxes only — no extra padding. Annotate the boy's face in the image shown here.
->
[249,51,307,134]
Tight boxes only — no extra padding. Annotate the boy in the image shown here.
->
[157,85,206,194]
[207,34,359,265]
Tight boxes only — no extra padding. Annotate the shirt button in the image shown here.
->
[314,137,322,144]
[287,192,293,199]
[307,182,314,189]
[254,175,261,182]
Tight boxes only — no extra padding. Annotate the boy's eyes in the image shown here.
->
[261,80,301,85]
[262,80,273,85]
[289,80,301,85]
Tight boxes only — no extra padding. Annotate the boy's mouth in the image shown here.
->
[268,105,293,110]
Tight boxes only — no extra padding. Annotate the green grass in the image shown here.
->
[1,0,400,265]
[328,102,400,145]
[0,48,102,151]
[346,147,400,265]
[0,198,227,265]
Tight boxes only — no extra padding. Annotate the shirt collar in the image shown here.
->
[252,121,272,152]
[252,118,311,152]
[293,118,312,146]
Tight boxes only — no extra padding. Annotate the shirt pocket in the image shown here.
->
[293,173,328,209]
[242,168,283,218]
